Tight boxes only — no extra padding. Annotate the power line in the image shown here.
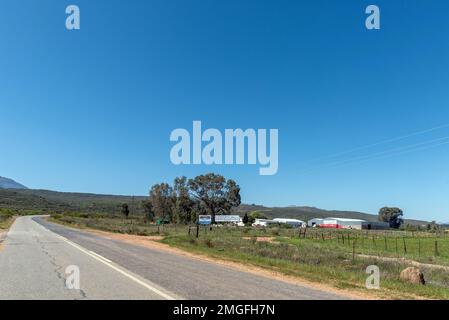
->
[299,135,449,175]
[302,123,449,165]
[330,139,449,170]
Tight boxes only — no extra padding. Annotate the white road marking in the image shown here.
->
[33,217,178,300]
[88,250,113,263]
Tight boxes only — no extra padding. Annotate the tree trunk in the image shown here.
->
[211,208,216,224]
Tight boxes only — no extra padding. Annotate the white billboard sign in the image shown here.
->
[215,215,241,223]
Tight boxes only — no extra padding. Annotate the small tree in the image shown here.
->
[142,200,155,223]
[242,212,249,225]
[173,176,195,224]
[149,183,175,222]
[247,211,267,224]
[428,221,440,232]
[378,207,404,229]
[121,203,130,219]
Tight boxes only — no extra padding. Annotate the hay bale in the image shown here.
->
[400,267,425,285]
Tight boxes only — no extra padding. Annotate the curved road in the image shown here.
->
[0,216,349,300]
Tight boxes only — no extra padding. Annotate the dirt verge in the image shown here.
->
[357,254,449,272]
[0,230,8,250]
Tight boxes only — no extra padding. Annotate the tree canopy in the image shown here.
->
[188,173,241,223]
[144,173,241,224]
[149,183,174,222]
[378,207,404,229]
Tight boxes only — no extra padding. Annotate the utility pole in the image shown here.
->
[131,196,135,217]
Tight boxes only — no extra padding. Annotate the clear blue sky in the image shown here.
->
[1,0,449,222]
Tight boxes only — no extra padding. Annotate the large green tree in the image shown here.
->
[188,173,241,224]
[378,207,404,229]
[149,183,175,222]
[173,176,195,224]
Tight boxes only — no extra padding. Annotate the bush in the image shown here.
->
[204,238,214,248]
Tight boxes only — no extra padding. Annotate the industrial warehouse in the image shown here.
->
[307,218,390,230]
[198,213,392,230]
[249,217,389,230]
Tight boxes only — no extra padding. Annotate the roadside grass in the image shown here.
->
[49,213,449,300]
[49,213,179,236]
[276,234,449,267]
[1,207,53,231]
[161,233,449,300]
[0,208,16,230]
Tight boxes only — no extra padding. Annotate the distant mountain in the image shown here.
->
[0,177,27,190]
[0,188,145,215]
[0,187,430,225]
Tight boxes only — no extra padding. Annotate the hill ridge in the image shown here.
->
[0,188,428,225]
[0,176,28,189]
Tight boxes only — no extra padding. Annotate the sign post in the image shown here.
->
[197,215,212,238]
[198,215,212,225]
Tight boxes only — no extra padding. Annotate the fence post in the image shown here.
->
[418,238,421,257]
[435,240,439,256]
[352,238,356,263]
[403,238,407,255]
[196,224,199,238]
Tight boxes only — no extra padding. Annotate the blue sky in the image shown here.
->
[1,0,449,221]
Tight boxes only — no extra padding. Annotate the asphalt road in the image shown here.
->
[0,216,349,300]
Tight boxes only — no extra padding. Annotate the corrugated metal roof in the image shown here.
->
[327,217,366,222]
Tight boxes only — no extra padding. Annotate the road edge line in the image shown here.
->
[35,217,178,300]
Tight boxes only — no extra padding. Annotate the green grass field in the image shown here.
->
[0,209,16,230]
[49,213,449,299]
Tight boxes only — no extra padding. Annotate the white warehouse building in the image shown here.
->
[252,219,279,227]
[273,218,306,228]
[308,218,389,230]
[308,218,324,228]
[252,218,306,228]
